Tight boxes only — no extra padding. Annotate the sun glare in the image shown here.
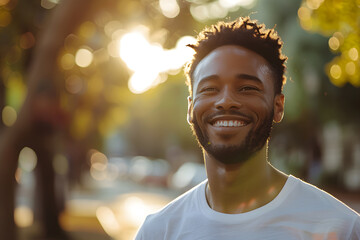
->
[128,71,160,94]
[118,29,196,94]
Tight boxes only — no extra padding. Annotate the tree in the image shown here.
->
[0,0,115,239]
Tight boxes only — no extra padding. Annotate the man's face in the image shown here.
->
[187,45,284,164]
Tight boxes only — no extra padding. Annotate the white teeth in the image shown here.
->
[213,120,246,127]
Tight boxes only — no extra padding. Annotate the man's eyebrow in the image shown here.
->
[236,74,262,84]
[197,75,219,84]
[196,74,263,86]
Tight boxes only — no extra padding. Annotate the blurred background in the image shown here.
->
[0,0,359,239]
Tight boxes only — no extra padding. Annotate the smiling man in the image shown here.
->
[135,17,360,239]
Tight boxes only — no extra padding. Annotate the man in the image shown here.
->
[135,17,360,239]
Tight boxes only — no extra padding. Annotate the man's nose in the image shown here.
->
[214,88,241,110]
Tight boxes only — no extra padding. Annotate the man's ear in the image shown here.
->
[187,96,193,124]
[273,94,285,123]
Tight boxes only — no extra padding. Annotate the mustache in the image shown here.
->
[204,110,253,122]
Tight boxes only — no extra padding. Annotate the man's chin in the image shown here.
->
[191,114,272,164]
[203,144,255,165]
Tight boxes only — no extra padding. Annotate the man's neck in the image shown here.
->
[204,145,288,214]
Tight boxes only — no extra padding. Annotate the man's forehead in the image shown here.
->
[192,45,274,87]
[193,45,251,78]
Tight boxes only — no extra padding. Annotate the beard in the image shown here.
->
[191,109,274,164]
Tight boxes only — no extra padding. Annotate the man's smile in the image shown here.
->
[212,120,247,127]
[206,114,253,137]
[207,112,252,129]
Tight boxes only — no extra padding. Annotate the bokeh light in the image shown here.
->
[328,62,347,87]
[190,5,210,22]
[298,6,313,30]
[90,151,108,166]
[90,150,109,181]
[18,147,37,172]
[345,62,356,76]
[78,21,96,39]
[75,48,93,68]
[14,206,34,228]
[208,1,228,19]
[5,71,26,111]
[2,105,17,127]
[348,48,358,61]
[159,0,180,18]
[297,6,311,21]
[328,36,340,51]
[61,53,75,70]
[330,64,342,79]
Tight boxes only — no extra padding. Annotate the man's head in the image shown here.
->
[185,17,287,97]
[185,17,287,164]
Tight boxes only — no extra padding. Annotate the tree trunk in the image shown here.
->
[0,0,109,239]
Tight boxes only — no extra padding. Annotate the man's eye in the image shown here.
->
[239,86,259,92]
[201,87,217,92]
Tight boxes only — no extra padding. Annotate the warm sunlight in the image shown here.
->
[118,29,196,94]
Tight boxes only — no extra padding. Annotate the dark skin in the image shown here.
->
[187,45,288,214]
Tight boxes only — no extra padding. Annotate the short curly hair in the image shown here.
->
[184,17,287,96]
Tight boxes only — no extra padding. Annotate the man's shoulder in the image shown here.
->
[288,175,360,218]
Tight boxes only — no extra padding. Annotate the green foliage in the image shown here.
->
[299,0,360,87]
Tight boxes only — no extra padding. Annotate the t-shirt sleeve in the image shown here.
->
[350,215,360,240]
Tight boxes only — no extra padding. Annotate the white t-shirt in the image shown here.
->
[135,175,360,240]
